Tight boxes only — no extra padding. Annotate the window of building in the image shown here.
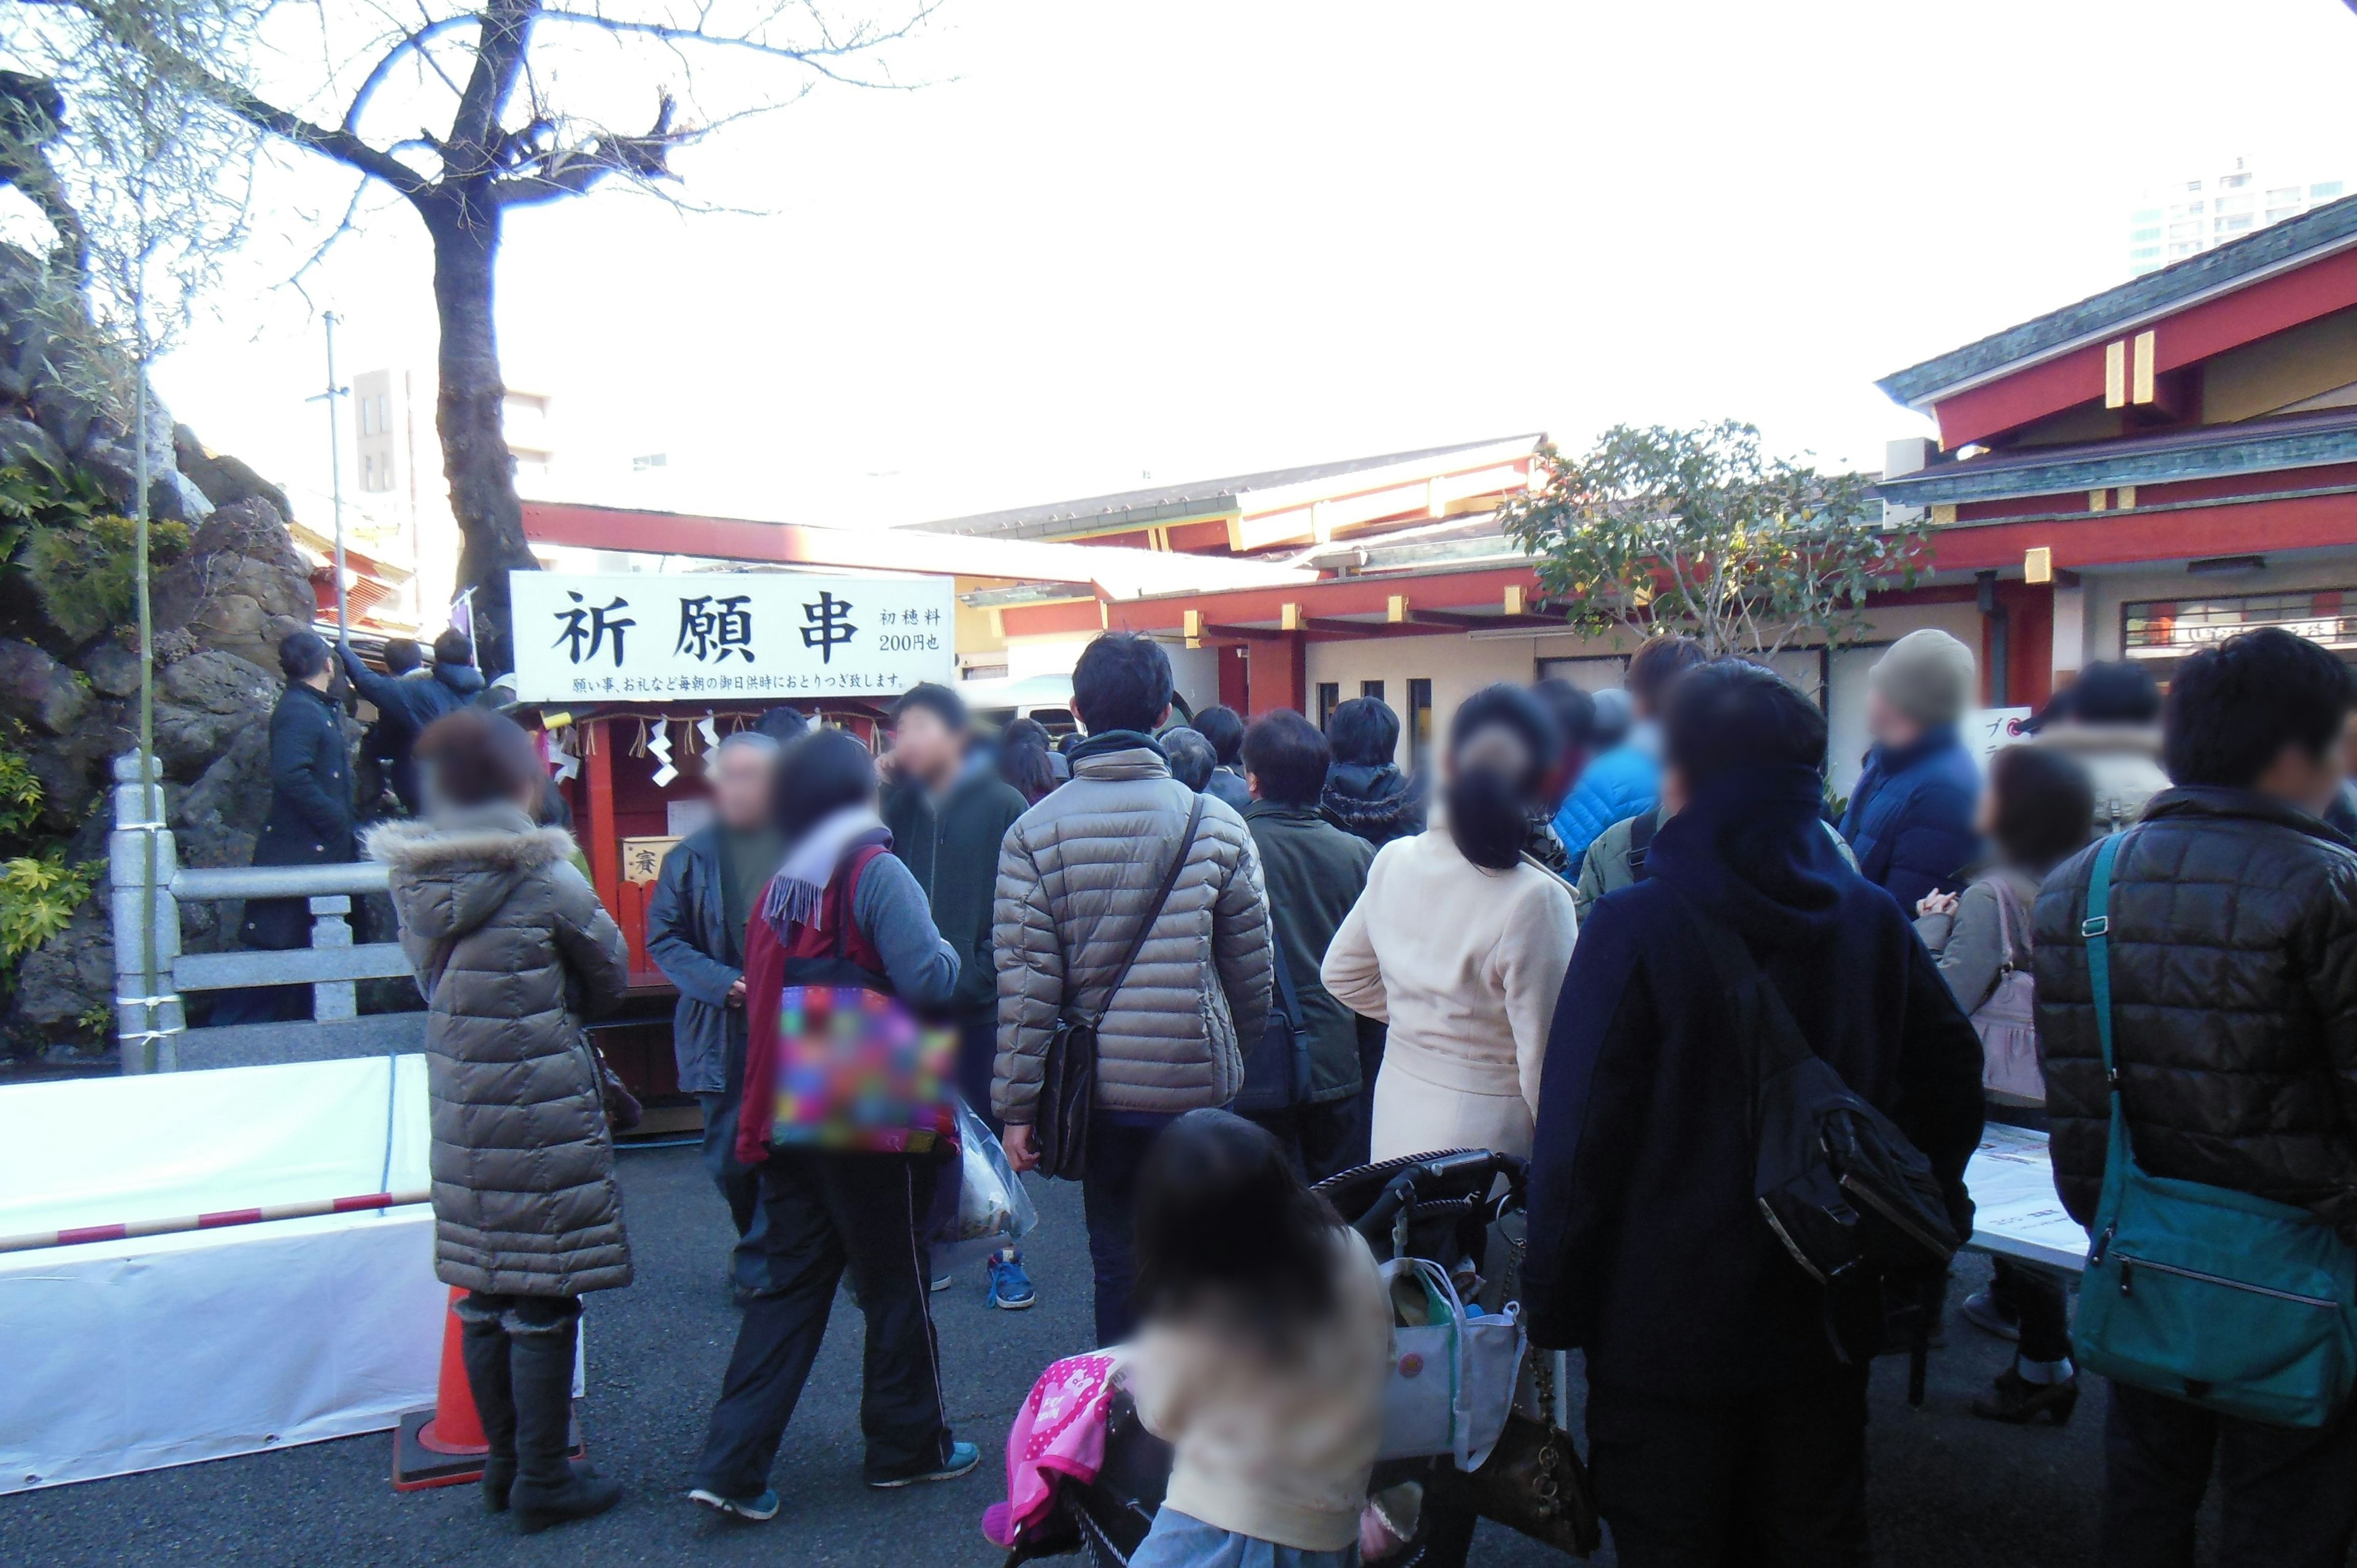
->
[1361,679,1385,704]
[1406,679,1433,773]
[361,454,374,488]
[2215,192,2254,214]
[2168,241,2200,257]
[2129,246,2161,263]
[2131,207,2162,225]
[2216,214,2254,234]
[2268,208,2300,225]
[2315,182,2347,202]
[2186,179,2203,191]
[2267,187,2302,207]
[2219,171,2251,189]
[2131,226,2161,244]
[1315,682,1338,732]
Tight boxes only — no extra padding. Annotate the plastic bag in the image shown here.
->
[932,1099,1040,1273]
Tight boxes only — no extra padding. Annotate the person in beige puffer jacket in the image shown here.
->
[371,708,632,1534]
[993,634,1273,1346]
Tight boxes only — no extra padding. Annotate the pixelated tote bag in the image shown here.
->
[768,986,956,1154]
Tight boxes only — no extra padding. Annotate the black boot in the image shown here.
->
[508,1310,620,1533]
[456,1313,517,1512]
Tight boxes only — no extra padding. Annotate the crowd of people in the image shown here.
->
[271,604,2357,1566]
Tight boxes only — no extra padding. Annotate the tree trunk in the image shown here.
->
[423,195,536,675]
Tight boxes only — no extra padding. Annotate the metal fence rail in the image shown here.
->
[109,752,424,1073]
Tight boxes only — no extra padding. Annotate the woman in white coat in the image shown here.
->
[1323,685,1578,1162]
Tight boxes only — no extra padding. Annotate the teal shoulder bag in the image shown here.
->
[2071,829,2357,1428]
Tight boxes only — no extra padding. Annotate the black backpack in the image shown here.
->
[1676,895,1964,1359]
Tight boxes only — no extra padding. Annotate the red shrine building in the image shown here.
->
[1873,193,2357,705]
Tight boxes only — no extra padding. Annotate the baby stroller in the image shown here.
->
[1000,1149,1599,1567]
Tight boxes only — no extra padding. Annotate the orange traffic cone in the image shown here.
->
[393,1288,489,1490]
[393,1286,588,1493]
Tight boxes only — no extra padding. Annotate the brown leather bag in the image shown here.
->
[1424,1410,1601,1558]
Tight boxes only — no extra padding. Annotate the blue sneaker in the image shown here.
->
[688,1486,780,1521]
[986,1249,1037,1311]
[867,1440,981,1489]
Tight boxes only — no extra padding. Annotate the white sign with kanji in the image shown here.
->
[508,571,956,704]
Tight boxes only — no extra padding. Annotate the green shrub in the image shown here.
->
[0,851,94,965]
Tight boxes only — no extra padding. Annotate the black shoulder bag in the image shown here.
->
[1233,933,1312,1114]
[1676,896,1963,1362]
[1034,793,1205,1180]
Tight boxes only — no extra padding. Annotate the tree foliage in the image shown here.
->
[1501,421,1927,661]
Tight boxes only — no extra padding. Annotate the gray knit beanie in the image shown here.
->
[1869,628,1977,727]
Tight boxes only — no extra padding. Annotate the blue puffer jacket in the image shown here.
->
[1553,736,1658,864]
[1838,725,1980,914]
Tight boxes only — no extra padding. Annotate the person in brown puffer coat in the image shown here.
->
[370,708,631,1535]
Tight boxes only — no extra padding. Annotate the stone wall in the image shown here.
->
[0,239,327,1062]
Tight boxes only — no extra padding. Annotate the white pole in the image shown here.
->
[324,312,348,639]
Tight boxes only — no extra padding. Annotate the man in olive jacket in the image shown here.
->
[994,635,1272,1346]
[880,684,1030,1122]
[2034,628,2357,1566]
[1240,709,1374,1181]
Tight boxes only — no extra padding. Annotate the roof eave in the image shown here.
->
[1878,195,2357,412]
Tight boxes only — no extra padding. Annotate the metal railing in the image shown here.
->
[108,752,425,1072]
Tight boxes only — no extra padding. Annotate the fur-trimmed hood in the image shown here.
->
[368,806,579,942]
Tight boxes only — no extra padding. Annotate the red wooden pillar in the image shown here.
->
[1982,582,2056,711]
[1216,646,1248,712]
[582,716,622,918]
[1246,633,1307,716]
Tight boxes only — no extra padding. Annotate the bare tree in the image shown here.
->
[27,0,936,670]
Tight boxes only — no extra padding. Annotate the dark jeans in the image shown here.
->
[2102,1380,2357,1567]
[1586,1367,1871,1568]
[1989,1256,2073,1364]
[1082,1118,1164,1348]
[957,1016,1002,1137]
[699,1022,772,1294]
[1239,1097,1362,1184]
[692,1151,952,1496]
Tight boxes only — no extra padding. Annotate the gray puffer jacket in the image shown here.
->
[993,735,1274,1124]
[370,806,633,1296]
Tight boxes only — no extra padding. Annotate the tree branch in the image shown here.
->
[340,14,478,133]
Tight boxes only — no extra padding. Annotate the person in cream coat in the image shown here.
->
[1323,684,1578,1162]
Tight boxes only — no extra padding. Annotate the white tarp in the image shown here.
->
[0,1056,443,1493]
[1964,1122,2088,1274]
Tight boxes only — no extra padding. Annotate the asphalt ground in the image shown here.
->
[1,1143,2220,1567]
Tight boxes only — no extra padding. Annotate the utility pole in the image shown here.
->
[306,312,350,639]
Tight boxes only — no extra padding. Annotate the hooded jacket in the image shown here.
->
[992,732,1274,1124]
[1320,761,1426,848]
[2033,787,2357,1234]
[1523,766,1984,1395]
[370,806,633,1296]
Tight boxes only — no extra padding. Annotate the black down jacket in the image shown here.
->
[2033,786,2357,1235]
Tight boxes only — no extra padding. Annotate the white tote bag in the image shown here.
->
[1376,1256,1527,1470]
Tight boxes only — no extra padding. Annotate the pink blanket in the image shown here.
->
[980,1351,1123,1549]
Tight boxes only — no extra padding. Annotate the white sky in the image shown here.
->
[132,0,2357,533]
